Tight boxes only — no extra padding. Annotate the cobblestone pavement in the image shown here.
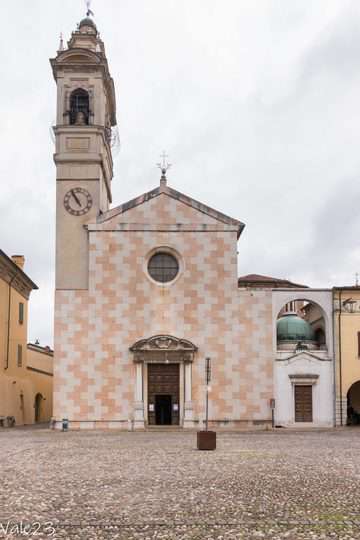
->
[1,428,360,540]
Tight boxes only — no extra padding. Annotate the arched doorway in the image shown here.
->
[34,393,43,423]
[347,382,360,425]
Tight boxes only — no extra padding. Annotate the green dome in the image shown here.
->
[79,17,97,29]
[277,313,315,342]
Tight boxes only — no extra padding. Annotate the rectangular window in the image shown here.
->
[19,303,24,325]
[17,345,22,368]
[358,332,360,357]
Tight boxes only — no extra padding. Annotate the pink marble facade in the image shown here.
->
[54,191,274,428]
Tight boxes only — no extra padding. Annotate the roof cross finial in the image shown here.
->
[157,151,171,185]
[85,0,95,17]
[356,272,359,287]
[58,32,64,52]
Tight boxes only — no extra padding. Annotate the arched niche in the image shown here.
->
[272,290,333,356]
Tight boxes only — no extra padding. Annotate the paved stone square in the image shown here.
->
[1,428,360,539]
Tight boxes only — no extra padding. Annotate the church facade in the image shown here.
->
[52,18,334,430]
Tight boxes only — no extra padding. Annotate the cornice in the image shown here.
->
[0,251,38,300]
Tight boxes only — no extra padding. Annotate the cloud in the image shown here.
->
[1,1,360,344]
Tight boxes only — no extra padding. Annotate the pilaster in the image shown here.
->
[134,363,145,429]
[184,362,195,428]
[335,397,347,426]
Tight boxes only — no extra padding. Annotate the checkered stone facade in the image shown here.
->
[54,189,274,429]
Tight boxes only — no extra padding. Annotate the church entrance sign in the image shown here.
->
[130,335,197,429]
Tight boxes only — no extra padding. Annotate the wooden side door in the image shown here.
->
[294,385,313,422]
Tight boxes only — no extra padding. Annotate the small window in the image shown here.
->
[148,252,179,283]
[19,303,24,325]
[70,88,90,125]
[17,345,23,368]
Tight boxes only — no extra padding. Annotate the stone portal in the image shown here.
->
[148,363,180,425]
[130,335,197,429]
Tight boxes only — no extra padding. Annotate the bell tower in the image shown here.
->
[51,17,117,289]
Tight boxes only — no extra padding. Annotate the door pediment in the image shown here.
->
[130,335,197,363]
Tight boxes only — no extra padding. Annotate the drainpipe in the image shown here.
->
[338,289,343,426]
[332,288,336,427]
[5,272,17,370]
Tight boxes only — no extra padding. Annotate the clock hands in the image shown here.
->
[71,189,82,207]
[64,188,93,216]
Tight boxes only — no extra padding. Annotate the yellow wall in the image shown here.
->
[26,346,53,423]
[0,279,6,376]
[0,256,53,425]
[334,289,360,400]
[0,277,32,424]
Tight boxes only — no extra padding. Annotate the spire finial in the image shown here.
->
[85,0,95,17]
[356,273,359,287]
[156,151,172,185]
[58,32,64,51]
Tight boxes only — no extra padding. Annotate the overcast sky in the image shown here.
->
[1,1,360,346]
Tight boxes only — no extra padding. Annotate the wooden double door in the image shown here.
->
[148,363,180,425]
[294,385,313,422]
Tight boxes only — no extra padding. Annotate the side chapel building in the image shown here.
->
[52,17,335,430]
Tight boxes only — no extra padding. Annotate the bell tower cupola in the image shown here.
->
[51,16,117,289]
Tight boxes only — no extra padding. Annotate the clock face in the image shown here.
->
[64,188,93,216]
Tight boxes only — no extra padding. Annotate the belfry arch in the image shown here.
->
[130,335,197,429]
[69,88,90,125]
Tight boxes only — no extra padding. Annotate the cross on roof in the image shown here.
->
[156,151,172,184]
[157,151,171,172]
[85,0,94,17]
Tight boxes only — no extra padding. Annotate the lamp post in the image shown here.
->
[205,357,211,432]
[270,398,275,428]
[197,356,216,450]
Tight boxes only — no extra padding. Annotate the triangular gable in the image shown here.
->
[279,350,331,363]
[98,183,245,237]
